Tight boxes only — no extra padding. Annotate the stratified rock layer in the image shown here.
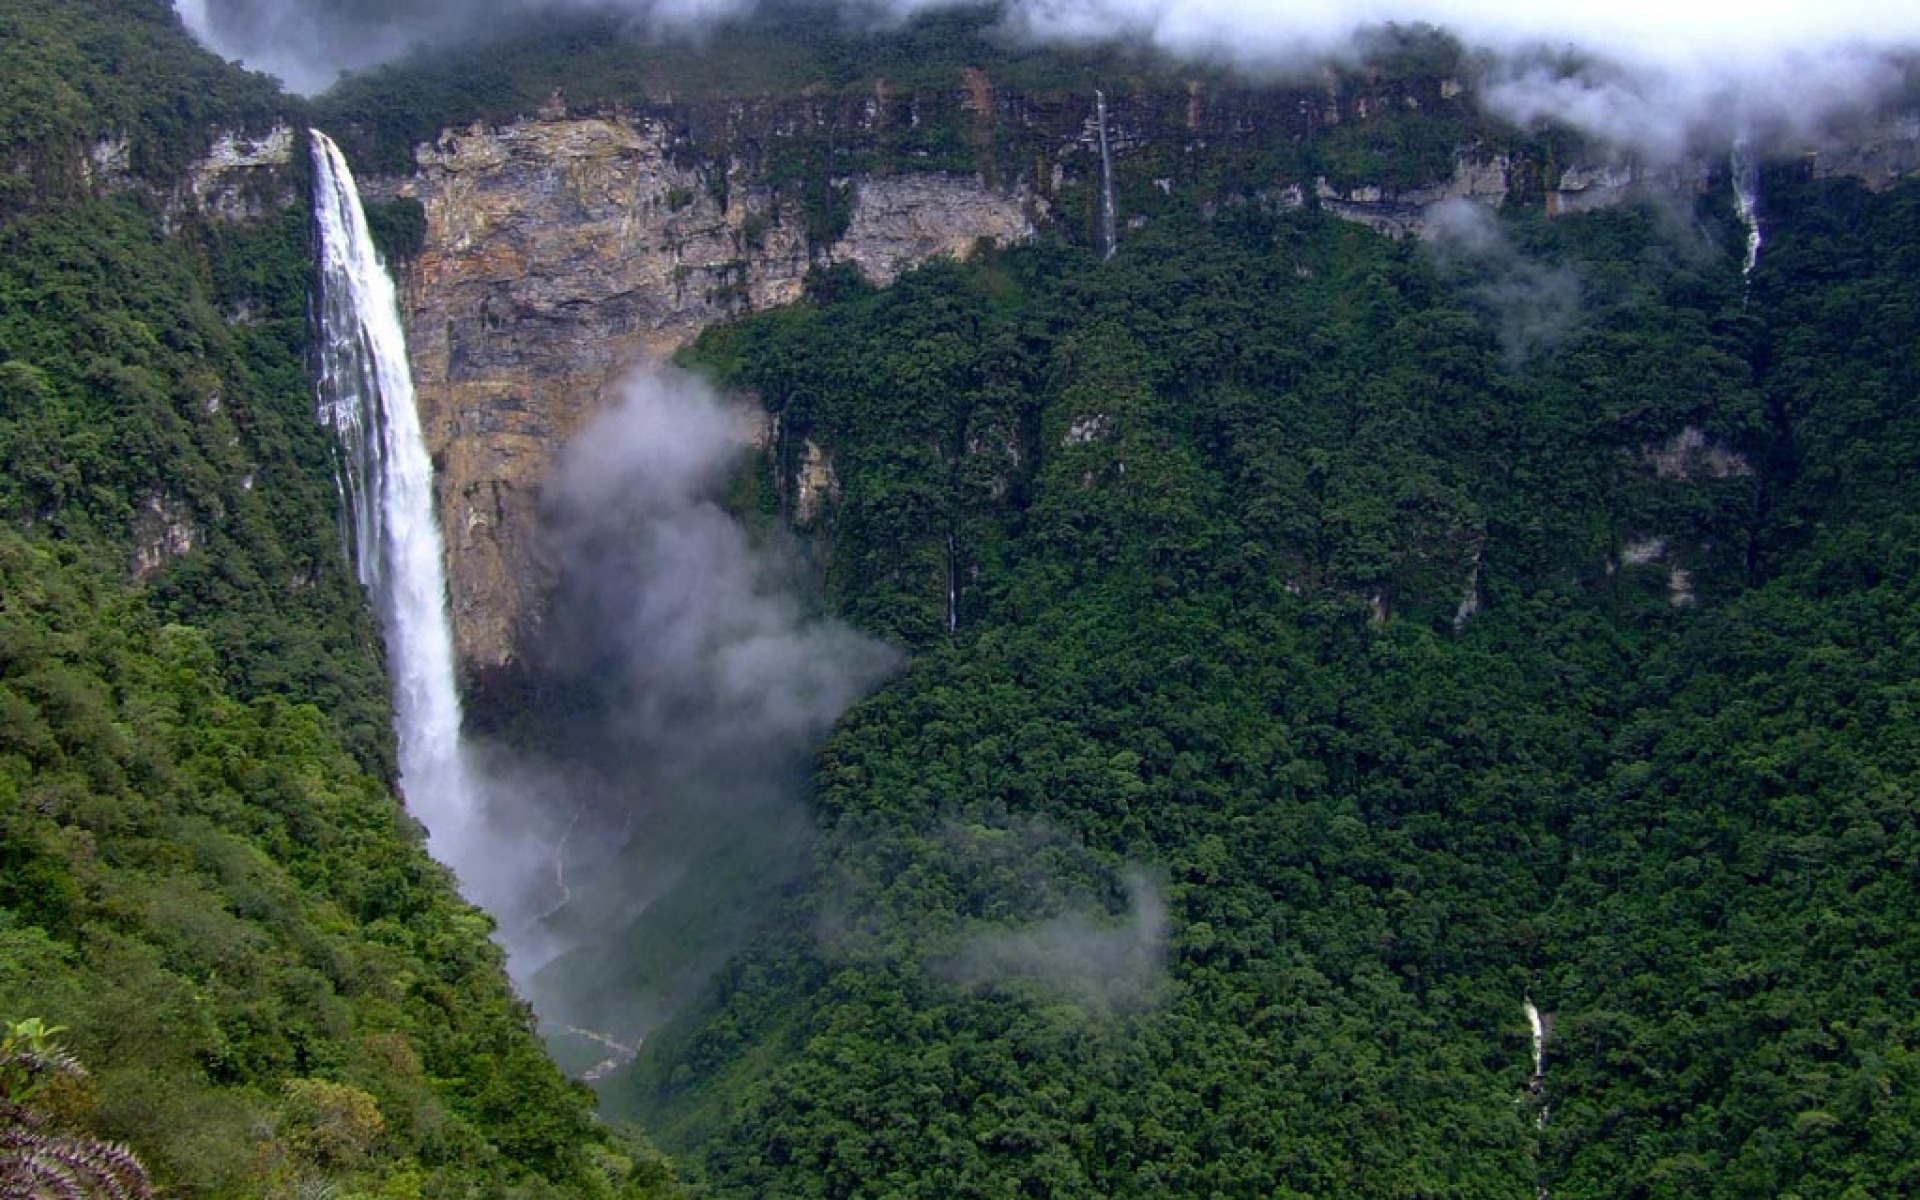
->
[382,116,1036,674]
[338,86,1920,685]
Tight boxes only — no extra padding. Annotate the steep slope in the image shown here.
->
[0,2,676,1194]
[308,7,1919,700]
[608,176,1920,1197]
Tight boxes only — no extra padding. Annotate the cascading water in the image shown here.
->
[946,532,959,634]
[1095,90,1118,260]
[1525,998,1545,1080]
[311,129,477,877]
[1524,996,1549,1131]
[1731,135,1763,291]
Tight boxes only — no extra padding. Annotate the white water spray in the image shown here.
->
[1525,998,1545,1079]
[1524,995,1550,1134]
[311,130,477,877]
[1094,90,1118,260]
[1731,135,1763,291]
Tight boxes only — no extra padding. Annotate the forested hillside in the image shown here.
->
[624,172,1920,1197]
[0,2,677,1194]
[3,1,1917,1198]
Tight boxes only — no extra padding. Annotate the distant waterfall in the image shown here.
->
[1524,996,1550,1130]
[311,130,476,875]
[1731,136,1763,290]
[1095,90,1118,260]
[1525,998,1545,1079]
[946,532,959,634]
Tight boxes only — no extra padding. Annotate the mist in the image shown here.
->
[1423,198,1582,366]
[465,367,898,1052]
[939,869,1168,1013]
[182,0,1919,156]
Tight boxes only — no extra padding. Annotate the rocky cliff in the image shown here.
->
[316,81,1920,691]
[371,114,1037,678]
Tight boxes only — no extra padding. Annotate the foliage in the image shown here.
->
[630,173,1920,1198]
[0,0,291,207]
[1,1018,155,1200]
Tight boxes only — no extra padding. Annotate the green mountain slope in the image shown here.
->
[619,176,1918,1197]
[0,2,681,1194]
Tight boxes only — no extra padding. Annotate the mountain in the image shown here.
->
[4,2,1920,1198]
[0,2,680,1194]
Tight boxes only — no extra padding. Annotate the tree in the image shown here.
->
[0,1018,153,1200]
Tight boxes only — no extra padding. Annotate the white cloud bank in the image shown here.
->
[181,0,1917,155]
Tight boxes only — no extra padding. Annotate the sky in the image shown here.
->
[178,0,1920,156]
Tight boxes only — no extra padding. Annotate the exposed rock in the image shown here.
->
[1063,414,1114,447]
[173,124,297,224]
[383,115,1035,673]
[1312,149,1511,237]
[131,495,197,579]
[1803,111,1920,189]
[794,440,838,526]
[1619,537,1667,568]
[83,136,131,189]
[832,175,1036,285]
[1647,426,1754,481]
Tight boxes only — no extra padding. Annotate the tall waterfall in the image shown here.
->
[1731,136,1764,290]
[1094,90,1118,260]
[311,130,476,875]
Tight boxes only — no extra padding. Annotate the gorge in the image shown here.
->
[6,3,1920,1197]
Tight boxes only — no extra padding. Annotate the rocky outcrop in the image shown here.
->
[379,115,1036,675]
[176,124,297,223]
[131,494,198,579]
[1308,149,1512,237]
[361,83,1920,686]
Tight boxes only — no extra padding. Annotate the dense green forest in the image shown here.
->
[619,172,1920,1197]
[3,0,1918,1197]
[0,1,678,1194]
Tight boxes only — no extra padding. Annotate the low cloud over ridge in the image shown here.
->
[182,0,1918,157]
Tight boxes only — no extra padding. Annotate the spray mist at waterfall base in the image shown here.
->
[462,367,900,1071]
[314,150,895,1077]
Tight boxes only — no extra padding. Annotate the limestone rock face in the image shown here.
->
[1311,149,1513,237]
[365,89,1920,686]
[170,124,297,225]
[834,175,1036,285]
[382,115,1035,677]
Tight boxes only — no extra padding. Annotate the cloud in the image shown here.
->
[540,366,900,764]
[1423,198,1582,365]
[938,868,1168,1012]
[817,814,1171,1014]
[441,366,897,1038]
[181,0,1920,157]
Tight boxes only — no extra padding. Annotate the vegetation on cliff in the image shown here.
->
[0,2,681,1195]
[3,1,1917,1197]
[623,172,1920,1198]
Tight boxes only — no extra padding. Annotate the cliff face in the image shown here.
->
[377,115,1037,677]
[340,84,1920,689]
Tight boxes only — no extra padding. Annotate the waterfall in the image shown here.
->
[311,129,476,876]
[1525,998,1545,1079]
[946,532,959,634]
[1524,996,1550,1132]
[1095,90,1118,260]
[1731,136,1763,291]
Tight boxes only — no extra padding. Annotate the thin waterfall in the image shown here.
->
[1524,996,1549,1130]
[946,531,959,634]
[311,129,476,877]
[1731,135,1763,292]
[1525,998,1545,1080]
[1095,89,1118,260]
